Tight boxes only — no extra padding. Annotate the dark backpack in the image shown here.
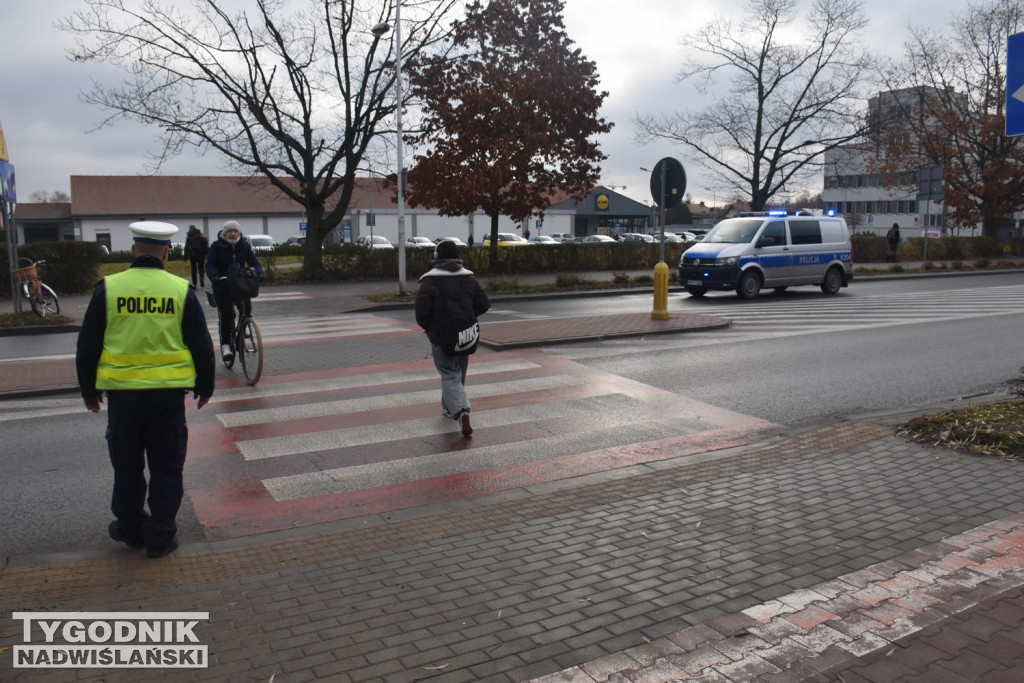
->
[438,284,480,356]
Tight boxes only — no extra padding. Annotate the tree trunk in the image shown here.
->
[302,202,327,274]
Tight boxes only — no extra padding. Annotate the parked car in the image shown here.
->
[579,234,617,244]
[653,233,684,243]
[620,233,654,243]
[405,236,435,249]
[433,237,468,247]
[549,232,575,243]
[284,235,306,247]
[248,235,275,252]
[482,232,531,247]
[354,235,395,250]
[528,235,559,246]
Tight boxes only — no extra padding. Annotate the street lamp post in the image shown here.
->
[372,5,407,295]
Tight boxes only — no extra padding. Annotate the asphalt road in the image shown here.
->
[2,272,1022,557]
[451,273,1024,425]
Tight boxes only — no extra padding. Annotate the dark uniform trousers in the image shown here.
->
[106,389,188,549]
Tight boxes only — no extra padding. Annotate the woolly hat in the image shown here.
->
[434,240,459,260]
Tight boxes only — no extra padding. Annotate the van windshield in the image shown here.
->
[703,218,764,244]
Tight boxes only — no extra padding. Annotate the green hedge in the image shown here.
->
[851,235,1024,263]
[1,241,107,296]
[310,242,689,281]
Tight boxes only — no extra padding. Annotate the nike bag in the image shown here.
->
[227,263,260,300]
[439,287,480,356]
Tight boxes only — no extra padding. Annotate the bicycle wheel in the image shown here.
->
[27,283,44,317]
[36,284,60,316]
[238,316,263,385]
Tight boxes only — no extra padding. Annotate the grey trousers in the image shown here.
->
[431,343,470,418]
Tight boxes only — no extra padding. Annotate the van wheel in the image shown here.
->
[820,266,843,295]
[737,271,761,299]
[685,285,707,297]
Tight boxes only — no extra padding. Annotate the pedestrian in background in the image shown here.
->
[415,240,490,436]
[184,224,209,288]
[76,221,215,558]
[887,223,901,262]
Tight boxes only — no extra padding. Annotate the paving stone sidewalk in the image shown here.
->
[4,418,1024,681]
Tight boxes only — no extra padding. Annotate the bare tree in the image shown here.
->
[60,0,459,272]
[883,0,1024,237]
[635,0,877,211]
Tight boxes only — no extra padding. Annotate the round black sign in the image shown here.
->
[649,157,686,209]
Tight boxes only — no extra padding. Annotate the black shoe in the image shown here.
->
[460,411,473,437]
[146,537,179,559]
[108,521,144,549]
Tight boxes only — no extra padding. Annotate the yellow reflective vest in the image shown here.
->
[96,268,197,390]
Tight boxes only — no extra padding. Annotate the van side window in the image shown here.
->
[761,221,787,246]
[789,220,822,245]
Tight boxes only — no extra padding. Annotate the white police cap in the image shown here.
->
[129,221,179,245]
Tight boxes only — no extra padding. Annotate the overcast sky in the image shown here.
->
[1,0,959,208]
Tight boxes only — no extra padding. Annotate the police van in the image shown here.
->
[678,211,853,299]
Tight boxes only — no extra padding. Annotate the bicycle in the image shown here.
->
[12,258,60,317]
[212,280,263,385]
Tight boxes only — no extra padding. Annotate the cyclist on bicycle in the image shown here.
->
[206,220,264,363]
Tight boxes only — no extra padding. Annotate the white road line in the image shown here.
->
[217,374,582,427]
[263,410,667,501]
[237,392,638,460]
[211,358,542,403]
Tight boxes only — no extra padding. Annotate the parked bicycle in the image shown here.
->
[211,278,263,385]
[12,257,60,317]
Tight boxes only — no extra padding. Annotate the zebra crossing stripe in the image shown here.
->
[254,292,311,300]
[217,374,582,427]
[206,312,419,345]
[236,391,634,461]
[210,358,542,403]
[263,405,677,501]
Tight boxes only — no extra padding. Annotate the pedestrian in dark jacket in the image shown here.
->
[184,225,209,288]
[415,240,490,436]
[887,223,901,262]
[206,220,264,363]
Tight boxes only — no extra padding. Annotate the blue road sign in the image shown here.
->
[1007,32,1024,136]
[0,161,16,203]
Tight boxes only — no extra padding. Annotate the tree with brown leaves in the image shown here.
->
[404,0,612,259]
[886,0,1024,236]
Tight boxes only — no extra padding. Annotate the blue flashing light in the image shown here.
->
[767,209,788,217]
[826,209,836,217]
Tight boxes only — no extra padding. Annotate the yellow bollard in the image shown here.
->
[651,261,670,320]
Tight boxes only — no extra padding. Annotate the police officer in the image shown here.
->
[76,221,215,558]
